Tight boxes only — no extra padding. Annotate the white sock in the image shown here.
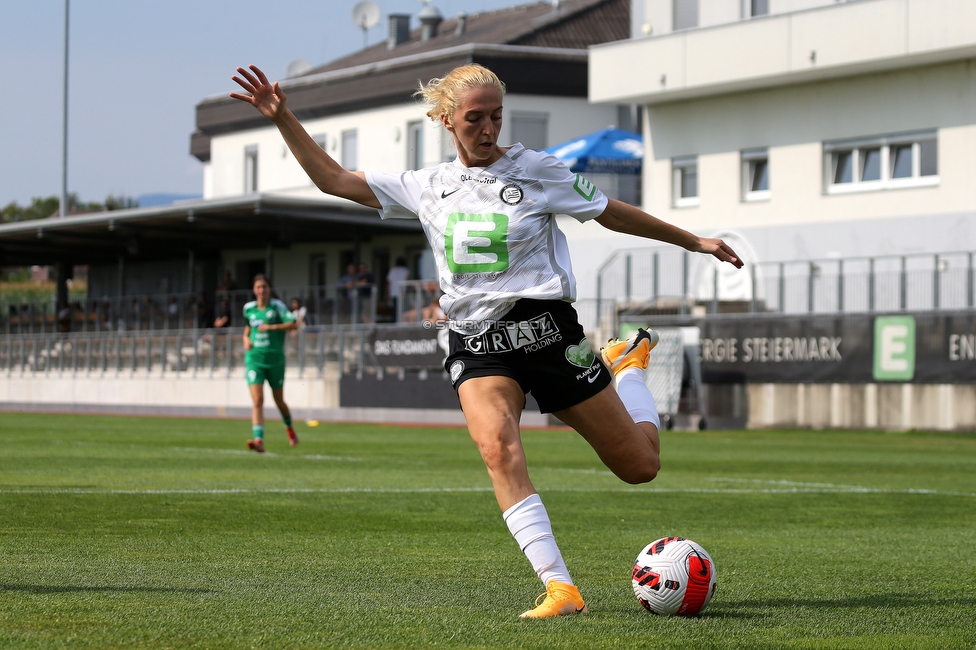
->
[503,494,573,586]
[615,367,661,429]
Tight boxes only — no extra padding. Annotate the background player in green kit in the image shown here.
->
[243,274,298,453]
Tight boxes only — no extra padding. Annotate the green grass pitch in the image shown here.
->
[0,412,974,649]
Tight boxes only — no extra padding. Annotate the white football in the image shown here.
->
[632,536,717,616]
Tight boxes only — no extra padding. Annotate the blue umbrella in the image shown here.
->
[544,127,643,175]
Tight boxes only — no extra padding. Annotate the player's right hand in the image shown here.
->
[230,65,286,122]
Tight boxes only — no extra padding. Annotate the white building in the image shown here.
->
[587,0,976,268]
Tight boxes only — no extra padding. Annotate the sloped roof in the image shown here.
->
[307,0,628,74]
[191,0,628,162]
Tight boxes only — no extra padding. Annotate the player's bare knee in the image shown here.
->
[620,457,660,484]
[474,435,522,475]
[477,441,513,472]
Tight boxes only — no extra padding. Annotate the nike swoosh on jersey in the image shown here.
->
[587,366,603,383]
[441,188,461,199]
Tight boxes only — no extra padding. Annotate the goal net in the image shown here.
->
[616,324,682,417]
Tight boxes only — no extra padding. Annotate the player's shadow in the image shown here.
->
[708,592,976,618]
[603,593,976,619]
[0,583,216,595]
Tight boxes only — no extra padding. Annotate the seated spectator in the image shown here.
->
[402,291,447,326]
[290,298,307,328]
[167,296,179,327]
[57,304,73,334]
[386,257,411,320]
[219,271,237,292]
[214,300,231,328]
[196,293,213,329]
[356,263,374,300]
[337,264,357,299]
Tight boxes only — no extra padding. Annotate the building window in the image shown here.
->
[748,0,769,17]
[741,148,770,201]
[673,0,698,31]
[406,121,424,170]
[341,129,358,170]
[312,134,327,151]
[672,155,699,207]
[510,112,549,151]
[824,131,938,193]
[244,145,258,193]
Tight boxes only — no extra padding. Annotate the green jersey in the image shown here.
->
[243,298,295,365]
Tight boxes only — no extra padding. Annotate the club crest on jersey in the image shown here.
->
[450,360,465,384]
[499,183,524,205]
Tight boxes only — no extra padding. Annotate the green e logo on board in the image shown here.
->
[873,316,915,381]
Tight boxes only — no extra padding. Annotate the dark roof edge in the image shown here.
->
[200,43,587,106]
[0,195,374,236]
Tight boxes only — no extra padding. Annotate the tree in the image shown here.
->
[1,194,139,223]
[1,196,59,223]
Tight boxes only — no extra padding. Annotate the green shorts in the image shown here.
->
[245,361,285,390]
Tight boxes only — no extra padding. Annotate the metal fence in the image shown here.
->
[597,247,976,318]
[0,281,442,336]
[0,326,373,379]
[0,307,620,380]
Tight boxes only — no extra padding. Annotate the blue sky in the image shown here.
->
[0,0,529,207]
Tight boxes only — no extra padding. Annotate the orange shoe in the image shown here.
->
[519,581,588,619]
[246,438,265,453]
[601,328,659,374]
[287,427,298,447]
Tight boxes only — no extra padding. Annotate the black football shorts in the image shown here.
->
[445,299,612,413]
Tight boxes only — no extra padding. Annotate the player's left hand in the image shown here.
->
[257,324,271,332]
[696,237,744,268]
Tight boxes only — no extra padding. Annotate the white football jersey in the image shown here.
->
[366,144,608,331]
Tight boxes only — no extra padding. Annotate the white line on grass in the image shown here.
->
[56,441,427,465]
[1,486,973,497]
[168,447,368,463]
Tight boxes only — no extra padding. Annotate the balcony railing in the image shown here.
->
[597,247,976,321]
[0,325,455,379]
[0,280,459,336]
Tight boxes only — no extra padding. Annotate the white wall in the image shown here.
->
[700,0,742,28]
[633,0,838,37]
[596,0,976,106]
[0,371,548,427]
[638,60,976,261]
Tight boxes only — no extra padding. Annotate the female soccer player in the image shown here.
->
[230,64,741,616]
[243,274,298,452]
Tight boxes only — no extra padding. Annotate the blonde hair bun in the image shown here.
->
[416,63,506,122]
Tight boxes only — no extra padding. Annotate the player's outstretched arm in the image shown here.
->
[595,199,743,268]
[230,65,381,209]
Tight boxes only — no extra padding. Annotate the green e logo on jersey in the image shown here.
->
[445,213,509,274]
[573,174,597,201]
